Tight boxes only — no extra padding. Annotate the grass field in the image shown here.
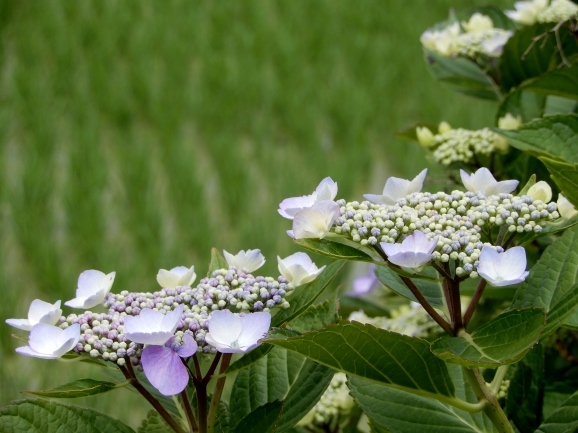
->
[0,0,510,427]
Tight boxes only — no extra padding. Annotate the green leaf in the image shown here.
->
[137,410,172,433]
[266,320,456,398]
[224,344,273,375]
[229,347,332,430]
[431,308,545,368]
[375,265,446,312]
[496,114,578,163]
[499,23,578,92]
[497,90,546,122]
[207,247,228,277]
[522,65,578,100]
[215,401,231,433]
[424,50,501,100]
[535,390,578,433]
[276,361,334,432]
[293,238,374,262]
[517,174,537,196]
[272,260,344,327]
[286,296,339,333]
[348,364,497,433]
[544,95,578,116]
[512,224,578,337]
[233,400,284,433]
[506,344,545,433]
[22,379,121,399]
[541,157,578,208]
[0,399,136,433]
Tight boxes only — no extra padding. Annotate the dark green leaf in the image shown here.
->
[207,247,228,277]
[506,344,544,433]
[293,238,374,262]
[272,260,344,327]
[431,308,545,368]
[375,265,446,312]
[512,224,578,336]
[287,296,339,333]
[233,400,284,433]
[137,410,172,433]
[499,23,578,92]
[348,364,497,433]
[0,399,136,433]
[535,390,578,433]
[522,65,578,100]
[224,344,273,375]
[266,320,455,398]
[541,157,578,208]
[22,378,121,399]
[215,401,231,433]
[497,89,545,122]
[544,95,578,116]
[425,50,501,100]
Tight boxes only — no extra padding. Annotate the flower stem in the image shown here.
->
[206,353,232,433]
[464,367,514,433]
[194,382,208,433]
[119,362,186,433]
[463,279,487,329]
[181,389,199,433]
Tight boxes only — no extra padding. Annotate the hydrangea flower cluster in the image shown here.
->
[417,123,508,165]
[421,13,512,59]
[506,0,578,25]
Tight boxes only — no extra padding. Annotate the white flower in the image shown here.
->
[480,30,513,57]
[416,126,435,147]
[6,300,62,331]
[506,0,548,25]
[223,249,266,273]
[420,23,461,56]
[205,310,271,353]
[277,252,326,286]
[289,200,341,239]
[364,169,428,205]
[498,113,522,130]
[64,270,116,309]
[156,266,196,288]
[15,323,80,359]
[124,305,184,346]
[438,121,452,134]
[462,13,494,32]
[381,231,438,269]
[278,177,338,220]
[460,168,519,196]
[537,0,578,22]
[557,194,578,219]
[527,181,552,202]
[477,246,529,287]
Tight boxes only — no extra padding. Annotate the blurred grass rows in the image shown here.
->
[0,0,508,425]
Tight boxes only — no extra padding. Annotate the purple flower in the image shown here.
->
[381,231,438,269]
[205,310,271,353]
[348,264,379,297]
[141,334,197,396]
[477,246,529,287]
[124,305,184,346]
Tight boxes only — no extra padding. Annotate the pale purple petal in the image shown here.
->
[278,195,317,219]
[5,318,33,331]
[162,305,184,334]
[223,249,266,273]
[363,193,394,205]
[125,306,183,345]
[28,300,62,325]
[204,333,244,353]
[486,180,519,196]
[76,270,115,298]
[236,312,271,350]
[478,246,528,287]
[176,334,198,358]
[207,310,243,346]
[349,265,379,297]
[141,345,189,396]
[314,177,338,201]
[17,323,80,359]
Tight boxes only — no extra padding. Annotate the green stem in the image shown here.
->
[464,368,514,433]
[206,354,232,433]
[490,366,509,397]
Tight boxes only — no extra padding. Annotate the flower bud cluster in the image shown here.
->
[59,267,291,364]
[349,305,442,340]
[455,28,512,58]
[58,311,140,366]
[537,0,578,22]
[305,373,353,426]
[429,127,505,165]
[333,190,560,279]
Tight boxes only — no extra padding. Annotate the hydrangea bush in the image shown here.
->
[2,2,578,433]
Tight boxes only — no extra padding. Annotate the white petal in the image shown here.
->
[5,319,33,331]
[315,177,338,201]
[363,193,394,205]
[527,181,552,202]
[207,310,243,346]
[382,177,412,200]
[278,195,317,220]
[76,270,115,298]
[486,179,519,195]
[237,312,271,351]
[156,269,181,288]
[223,249,265,273]
[558,194,578,219]
[292,200,340,239]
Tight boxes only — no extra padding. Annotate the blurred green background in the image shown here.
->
[0,0,510,427]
